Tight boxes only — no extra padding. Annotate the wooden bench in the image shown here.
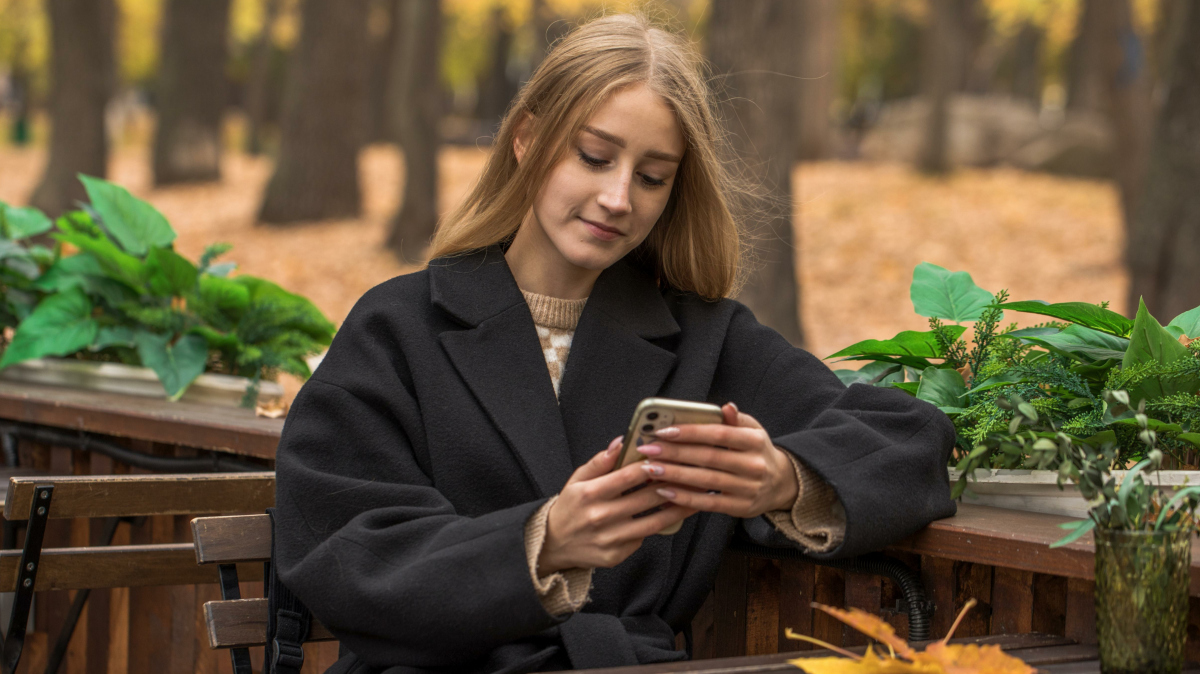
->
[192,513,335,673]
[0,472,275,673]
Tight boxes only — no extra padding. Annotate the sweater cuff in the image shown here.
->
[524,496,593,616]
[764,451,846,553]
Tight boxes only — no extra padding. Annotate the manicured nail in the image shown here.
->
[654,427,680,439]
[728,402,738,412]
[641,463,665,477]
[638,444,662,456]
[606,437,622,455]
[656,488,677,499]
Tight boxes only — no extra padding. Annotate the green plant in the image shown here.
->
[0,175,335,405]
[827,262,1200,498]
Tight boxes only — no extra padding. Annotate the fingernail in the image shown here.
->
[638,444,662,456]
[656,488,677,499]
[654,427,680,439]
[606,437,622,455]
[728,402,738,412]
[641,463,665,477]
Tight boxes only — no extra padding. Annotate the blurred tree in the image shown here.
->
[152,0,232,185]
[1066,0,1105,111]
[709,0,803,345]
[1095,0,1151,230]
[917,0,962,174]
[244,0,284,154]
[530,0,569,73]
[1126,0,1199,318]
[476,6,518,133]
[259,0,370,224]
[1010,22,1043,104]
[29,0,115,218]
[367,0,399,143]
[385,0,441,261]
[796,0,838,161]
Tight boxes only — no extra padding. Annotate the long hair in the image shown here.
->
[428,13,749,300]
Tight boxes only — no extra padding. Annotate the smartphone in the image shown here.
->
[615,397,725,535]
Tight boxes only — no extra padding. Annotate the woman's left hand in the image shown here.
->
[636,403,799,519]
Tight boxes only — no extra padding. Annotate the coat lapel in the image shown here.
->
[557,260,680,467]
[431,249,574,497]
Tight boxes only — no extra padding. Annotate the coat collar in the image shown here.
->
[430,247,682,495]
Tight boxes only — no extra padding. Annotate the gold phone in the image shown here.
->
[615,397,725,535]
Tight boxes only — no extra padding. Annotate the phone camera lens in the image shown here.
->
[647,412,659,421]
[642,424,655,433]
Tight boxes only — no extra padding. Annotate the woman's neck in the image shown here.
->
[504,217,600,300]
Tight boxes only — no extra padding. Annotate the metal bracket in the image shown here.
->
[1,484,53,674]
[218,564,252,674]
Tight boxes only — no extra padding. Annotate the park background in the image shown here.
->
[0,0,1196,404]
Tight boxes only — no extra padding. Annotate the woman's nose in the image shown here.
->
[596,171,632,215]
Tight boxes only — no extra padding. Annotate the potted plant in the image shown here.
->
[1036,395,1198,673]
[827,262,1200,513]
[0,175,335,408]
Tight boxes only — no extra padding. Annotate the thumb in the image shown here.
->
[724,402,764,430]
[569,436,624,484]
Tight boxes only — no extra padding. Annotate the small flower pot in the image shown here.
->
[1094,527,1191,674]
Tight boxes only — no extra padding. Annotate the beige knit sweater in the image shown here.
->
[520,290,846,616]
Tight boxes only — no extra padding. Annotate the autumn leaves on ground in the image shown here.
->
[0,145,1126,401]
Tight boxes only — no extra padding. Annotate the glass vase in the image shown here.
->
[1094,527,1191,674]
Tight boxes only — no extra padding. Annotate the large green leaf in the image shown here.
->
[910,262,994,323]
[235,276,336,342]
[144,248,198,297]
[832,361,903,387]
[54,220,147,291]
[0,288,98,368]
[33,254,108,293]
[1018,324,1129,362]
[827,326,967,360]
[79,175,175,255]
[1166,306,1200,339]
[133,331,208,400]
[916,367,967,413]
[1,204,52,239]
[998,300,1133,337]
[1122,298,1200,404]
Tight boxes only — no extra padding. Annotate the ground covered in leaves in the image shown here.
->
[0,145,1126,401]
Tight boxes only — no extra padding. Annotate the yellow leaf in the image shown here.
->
[811,604,916,659]
[916,643,1035,674]
[790,647,939,674]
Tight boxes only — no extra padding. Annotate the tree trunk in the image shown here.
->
[385,0,441,261]
[530,0,569,73]
[29,0,115,217]
[476,7,518,135]
[366,0,400,144]
[1011,22,1043,105]
[244,0,283,155]
[1067,0,1106,112]
[709,0,803,346]
[1094,0,1152,232]
[1126,1,1200,318]
[918,0,960,174]
[796,0,838,161]
[152,0,231,186]
[258,0,370,224]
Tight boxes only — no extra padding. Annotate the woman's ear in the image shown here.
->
[513,114,532,164]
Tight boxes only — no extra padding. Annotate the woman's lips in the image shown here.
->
[580,218,622,241]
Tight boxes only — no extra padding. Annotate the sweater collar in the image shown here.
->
[429,246,681,340]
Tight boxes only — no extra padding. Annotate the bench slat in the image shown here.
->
[0,544,264,591]
[4,472,275,520]
[193,514,272,564]
[204,598,335,648]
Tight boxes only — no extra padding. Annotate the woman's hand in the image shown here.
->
[539,437,698,575]
[638,403,799,518]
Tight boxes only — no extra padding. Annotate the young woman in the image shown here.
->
[275,14,955,674]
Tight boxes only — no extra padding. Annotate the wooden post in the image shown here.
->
[777,560,815,651]
[712,551,749,657]
[990,567,1034,635]
[744,557,779,655]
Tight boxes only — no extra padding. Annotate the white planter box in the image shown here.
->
[0,358,283,409]
[949,468,1200,519]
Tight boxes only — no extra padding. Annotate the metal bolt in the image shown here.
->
[39,490,48,499]
[36,507,45,516]
[24,562,33,571]
[22,578,31,588]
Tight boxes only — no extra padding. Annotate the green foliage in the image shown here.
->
[828,262,1200,494]
[0,176,336,405]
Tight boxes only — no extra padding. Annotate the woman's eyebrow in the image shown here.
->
[583,126,682,163]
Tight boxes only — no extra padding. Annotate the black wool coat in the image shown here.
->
[274,247,957,674]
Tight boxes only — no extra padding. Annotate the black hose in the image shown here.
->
[0,423,266,473]
[728,539,933,642]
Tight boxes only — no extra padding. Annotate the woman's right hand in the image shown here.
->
[538,437,697,574]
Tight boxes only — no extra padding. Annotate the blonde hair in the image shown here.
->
[428,13,747,300]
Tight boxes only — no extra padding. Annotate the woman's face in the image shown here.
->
[515,83,686,275]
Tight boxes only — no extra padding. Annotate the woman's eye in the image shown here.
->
[640,173,667,188]
[577,149,607,168]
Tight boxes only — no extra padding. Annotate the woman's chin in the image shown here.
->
[558,241,627,272]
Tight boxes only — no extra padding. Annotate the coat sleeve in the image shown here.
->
[715,304,958,559]
[273,306,562,668]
